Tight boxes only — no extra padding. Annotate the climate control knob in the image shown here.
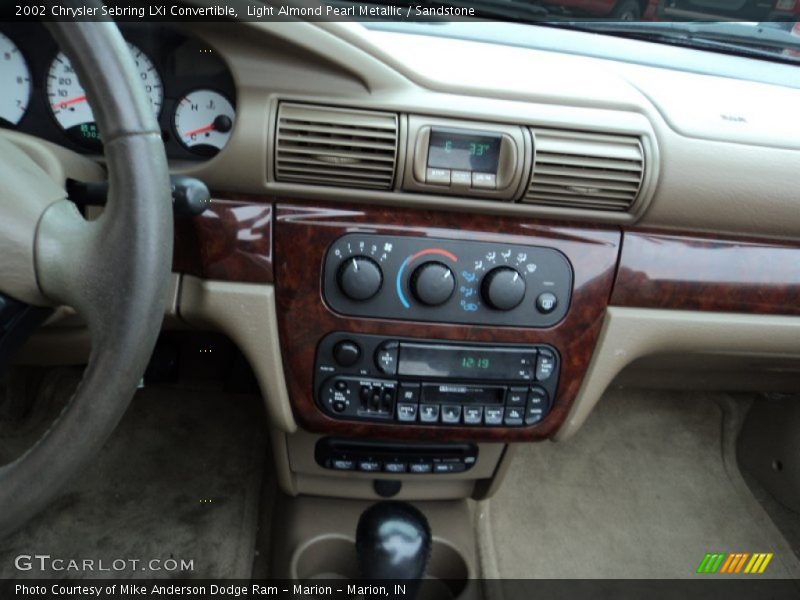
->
[337,256,383,301]
[410,261,455,306]
[482,267,526,311]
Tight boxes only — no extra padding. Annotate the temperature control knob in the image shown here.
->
[410,261,455,306]
[338,256,383,301]
[482,267,526,311]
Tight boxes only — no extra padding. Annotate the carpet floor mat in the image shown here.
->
[477,389,800,580]
[0,375,267,579]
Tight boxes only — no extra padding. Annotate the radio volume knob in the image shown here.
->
[410,261,456,306]
[337,256,383,301]
[482,267,526,311]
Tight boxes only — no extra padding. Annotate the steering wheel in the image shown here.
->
[0,19,172,537]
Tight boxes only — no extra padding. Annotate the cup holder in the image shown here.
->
[291,534,471,599]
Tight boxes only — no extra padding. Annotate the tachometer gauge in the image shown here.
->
[47,42,162,147]
[0,33,32,126]
[174,89,235,156]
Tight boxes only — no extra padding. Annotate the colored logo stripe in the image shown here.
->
[696,552,773,574]
[697,553,725,574]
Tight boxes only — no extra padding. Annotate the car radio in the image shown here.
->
[314,332,559,428]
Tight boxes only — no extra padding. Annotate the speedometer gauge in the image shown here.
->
[47,42,162,146]
[0,32,32,125]
[174,89,235,156]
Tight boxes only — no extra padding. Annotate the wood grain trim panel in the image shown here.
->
[611,232,800,315]
[173,199,273,284]
[274,202,620,442]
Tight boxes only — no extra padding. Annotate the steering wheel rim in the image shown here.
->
[0,18,172,537]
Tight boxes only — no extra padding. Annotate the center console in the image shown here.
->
[274,202,620,444]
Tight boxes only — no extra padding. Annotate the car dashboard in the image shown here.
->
[6,18,800,500]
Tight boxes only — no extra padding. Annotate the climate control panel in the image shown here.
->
[323,234,573,328]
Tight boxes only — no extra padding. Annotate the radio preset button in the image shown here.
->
[504,406,524,426]
[397,403,418,422]
[463,406,484,425]
[484,407,504,425]
[332,459,355,471]
[419,404,440,423]
[441,405,462,424]
[410,462,433,474]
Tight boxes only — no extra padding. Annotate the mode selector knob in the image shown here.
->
[337,256,383,301]
[410,261,455,306]
[482,267,526,311]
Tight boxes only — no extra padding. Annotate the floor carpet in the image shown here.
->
[0,374,267,579]
[478,389,800,581]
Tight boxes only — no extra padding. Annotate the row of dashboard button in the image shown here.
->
[426,167,497,189]
[396,386,550,427]
[329,457,470,474]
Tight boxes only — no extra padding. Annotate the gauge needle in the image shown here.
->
[184,123,216,138]
[52,95,87,109]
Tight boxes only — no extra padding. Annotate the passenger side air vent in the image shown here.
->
[275,103,399,190]
[525,129,645,212]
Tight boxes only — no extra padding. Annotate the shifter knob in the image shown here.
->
[356,501,431,589]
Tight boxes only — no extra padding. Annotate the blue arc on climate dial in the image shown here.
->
[396,248,458,308]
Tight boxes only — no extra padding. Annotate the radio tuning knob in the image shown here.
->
[482,266,526,311]
[410,261,455,306]
[337,256,383,301]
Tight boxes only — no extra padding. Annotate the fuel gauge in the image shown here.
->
[173,89,234,156]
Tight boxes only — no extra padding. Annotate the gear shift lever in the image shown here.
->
[356,502,431,597]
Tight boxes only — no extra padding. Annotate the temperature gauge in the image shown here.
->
[173,89,235,156]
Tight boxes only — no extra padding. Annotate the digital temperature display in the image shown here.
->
[427,129,501,173]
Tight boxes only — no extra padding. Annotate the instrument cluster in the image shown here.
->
[0,23,236,160]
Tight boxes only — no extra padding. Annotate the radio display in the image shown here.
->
[427,129,501,173]
[398,343,535,381]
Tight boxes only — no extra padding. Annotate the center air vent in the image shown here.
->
[275,103,398,190]
[525,129,645,212]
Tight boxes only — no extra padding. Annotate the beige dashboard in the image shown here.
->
[176,19,800,240]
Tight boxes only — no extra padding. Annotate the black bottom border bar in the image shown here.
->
[4,579,800,600]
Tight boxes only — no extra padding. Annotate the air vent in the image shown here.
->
[525,129,645,212]
[275,103,398,190]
